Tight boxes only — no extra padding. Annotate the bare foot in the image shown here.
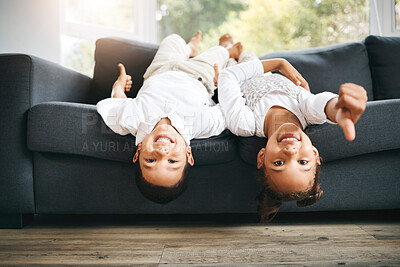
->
[187,31,202,57]
[219,33,234,48]
[227,42,243,61]
[113,64,132,92]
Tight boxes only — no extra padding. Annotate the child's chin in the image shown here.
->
[278,123,302,131]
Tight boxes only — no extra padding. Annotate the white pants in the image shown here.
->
[143,34,229,95]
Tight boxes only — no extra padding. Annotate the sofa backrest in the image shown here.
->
[90,38,158,104]
[261,42,374,100]
[363,35,400,100]
[91,36,388,104]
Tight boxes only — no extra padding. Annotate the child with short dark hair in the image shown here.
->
[97,31,243,203]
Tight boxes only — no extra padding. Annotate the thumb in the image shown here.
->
[337,109,356,141]
[214,63,219,73]
[118,64,126,76]
[341,118,355,141]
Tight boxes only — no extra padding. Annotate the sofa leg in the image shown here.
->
[0,213,34,229]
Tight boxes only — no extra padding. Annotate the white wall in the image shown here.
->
[0,0,61,63]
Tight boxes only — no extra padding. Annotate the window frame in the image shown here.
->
[59,0,157,42]
[370,0,400,36]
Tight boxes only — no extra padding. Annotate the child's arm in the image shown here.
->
[97,97,139,136]
[214,58,309,90]
[217,61,263,136]
[196,104,227,139]
[260,58,310,91]
[96,64,138,136]
[237,50,259,64]
[324,83,368,141]
[213,50,258,87]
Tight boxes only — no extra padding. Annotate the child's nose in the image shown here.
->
[283,146,297,155]
[156,146,170,154]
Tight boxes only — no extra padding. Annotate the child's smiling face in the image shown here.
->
[257,123,321,193]
[133,124,194,187]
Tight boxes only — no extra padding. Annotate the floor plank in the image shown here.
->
[357,222,400,240]
[159,224,400,264]
[0,214,399,266]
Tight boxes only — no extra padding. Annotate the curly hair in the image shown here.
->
[255,166,323,223]
[134,154,191,204]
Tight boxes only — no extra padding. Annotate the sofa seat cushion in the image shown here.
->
[364,35,400,100]
[27,102,237,165]
[261,42,374,100]
[238,99,400,165]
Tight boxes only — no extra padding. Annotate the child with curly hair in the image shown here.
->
[215,36,367,222]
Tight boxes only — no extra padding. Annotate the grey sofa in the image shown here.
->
[1,35,399,228]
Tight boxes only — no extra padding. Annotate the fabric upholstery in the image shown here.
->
[363,35,400,100]
[90,38,158,104]
[0,55,34,213]
[285,149,400,212]
[261,42,374,100]
[27,102,237,165]
[0,54,91,214]
[34,152,258,214]
[33,149,400,214]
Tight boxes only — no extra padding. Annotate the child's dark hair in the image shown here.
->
[255,166,323,223]
[134,153,191,204]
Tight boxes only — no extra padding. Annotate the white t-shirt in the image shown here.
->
[218,60,338,137]
[97,71,226,145]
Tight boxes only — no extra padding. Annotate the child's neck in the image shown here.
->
[264,106,302,138]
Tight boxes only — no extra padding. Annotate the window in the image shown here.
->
[370,0,400,35]
[60,0,156,77]
[396,0,400,29]
[61,0,399,77]
[157,0,370,57]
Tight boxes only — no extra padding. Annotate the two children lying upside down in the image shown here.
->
[97,31,367,222]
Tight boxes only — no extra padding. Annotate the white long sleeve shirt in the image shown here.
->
[218,60,338,137]
[97,71,226,145]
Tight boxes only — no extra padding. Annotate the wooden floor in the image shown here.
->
[1,212,400,266]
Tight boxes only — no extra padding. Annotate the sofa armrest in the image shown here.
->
[0,54,91,217]
[0,54,91,105]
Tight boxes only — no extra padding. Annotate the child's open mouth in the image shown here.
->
[278,133,300,143]
[155,135,174,144]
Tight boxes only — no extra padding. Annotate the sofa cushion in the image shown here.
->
[90,38,158,104]
[363,35,400,100]
[238,99,400,165]
[261,42,374,100]
[27,102,237,165]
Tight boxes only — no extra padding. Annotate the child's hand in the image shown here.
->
[120,64,132,92]
[111,64,132,98]
[335,83,368,141]
[279,60,310,91]
[213,63,219,87]
[113,64,132,92]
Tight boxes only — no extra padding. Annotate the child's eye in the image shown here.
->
[169,160,177,163]
[146,159,156,163]
[298,160,309,165]
[273,161,284,166]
